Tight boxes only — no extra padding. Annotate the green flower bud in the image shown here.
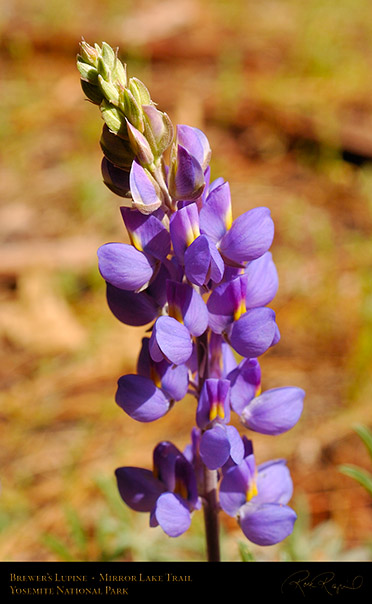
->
[79,40,99,67]
[126,120,154,167]
[97,56,111,82]
[101,41,116,71]
[128,77,152,106]
[98,74,120,106]
[77,59,98,84]
[143,105,174,157]
[112,57,127,88]
[122,88,144,132]
[80,79,104,105]
[100,99,127,136]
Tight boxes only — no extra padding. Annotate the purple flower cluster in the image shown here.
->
[77,42,304,553]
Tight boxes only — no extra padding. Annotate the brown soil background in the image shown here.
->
[1,0,372,561]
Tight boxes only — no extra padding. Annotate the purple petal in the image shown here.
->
[147,259,180,307]
[166,280,208,337]
[115,467,164,512]
[169,203,200,263]
[154,492,191,537]
[209,176,225,192]
[115,374,170,422]
[129,160,162,214]
[160,362,189,401]
[209,333,238,379]
[199,425,231,470]
[226,425,245,465]
[200,181,232,243]
[245,252,279,309]
[228,358,261,415]
[208,239,225,284]
[137,337,189,401]
[239,502,297,545]
[184,235,210,286]
[120,207,170,260]
[150,316,193,365]
[196,378,231,429]
[97,242,154,291]
[153,441,182,492]
[106,282,158,326]
[219,207,274,264]
[219,460,254,516]
[255,460,293,505]
[240,387,305,435]
[176,125,211,171]
[169,145,205,201]
[207,275,249,334]
[229,307,277,358]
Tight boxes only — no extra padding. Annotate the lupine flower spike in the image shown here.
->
[77,41,305,560]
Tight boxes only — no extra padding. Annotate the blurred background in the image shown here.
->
[1,0,372,562]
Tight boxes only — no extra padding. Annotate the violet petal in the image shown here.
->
[115,374,170,422]
[239,502,297,546]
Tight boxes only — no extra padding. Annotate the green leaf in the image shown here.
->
[238,541,255,562]
[42,534,75,561]
[64,506,88,552]
[339,464,372,497]
[353,424,372,464]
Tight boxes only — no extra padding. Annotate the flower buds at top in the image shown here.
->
[143,105,174,158]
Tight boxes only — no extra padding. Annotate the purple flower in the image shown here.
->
[196,379,244,469]
[200,180,232,244]
[115,374,172,422]
[219,207,274,266]
[209,332,238,379]
[219,440,296,545]
[149,315,193,365]
[176,124,211,171]
[129,159,163,214]
[169,204,224,286]
[207,272,279,358]
[227,357,261,415]
[137,337,189,402]
[97,242,155,291]
[240,387,305,435]
[168,144,205,202]
[120,206,171,261]
[115,441,201,537]
[105,282,159,326]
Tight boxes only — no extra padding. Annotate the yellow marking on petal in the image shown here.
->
[233,299,247,321]
[225,206,233,230]
[246,479,258,502]
[209,401,225,422]
[175,478,188,500]
[185,223,200,247]
[209,403,218,422]
[150,366,162,389]
[128,231,143,252]
[255,384,262,397]
[168,303,184,324]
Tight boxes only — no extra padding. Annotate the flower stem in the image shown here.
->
[197,331,221,562]
[202,465,220,562]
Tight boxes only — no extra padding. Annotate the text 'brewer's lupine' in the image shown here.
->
[77,41,305,561]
